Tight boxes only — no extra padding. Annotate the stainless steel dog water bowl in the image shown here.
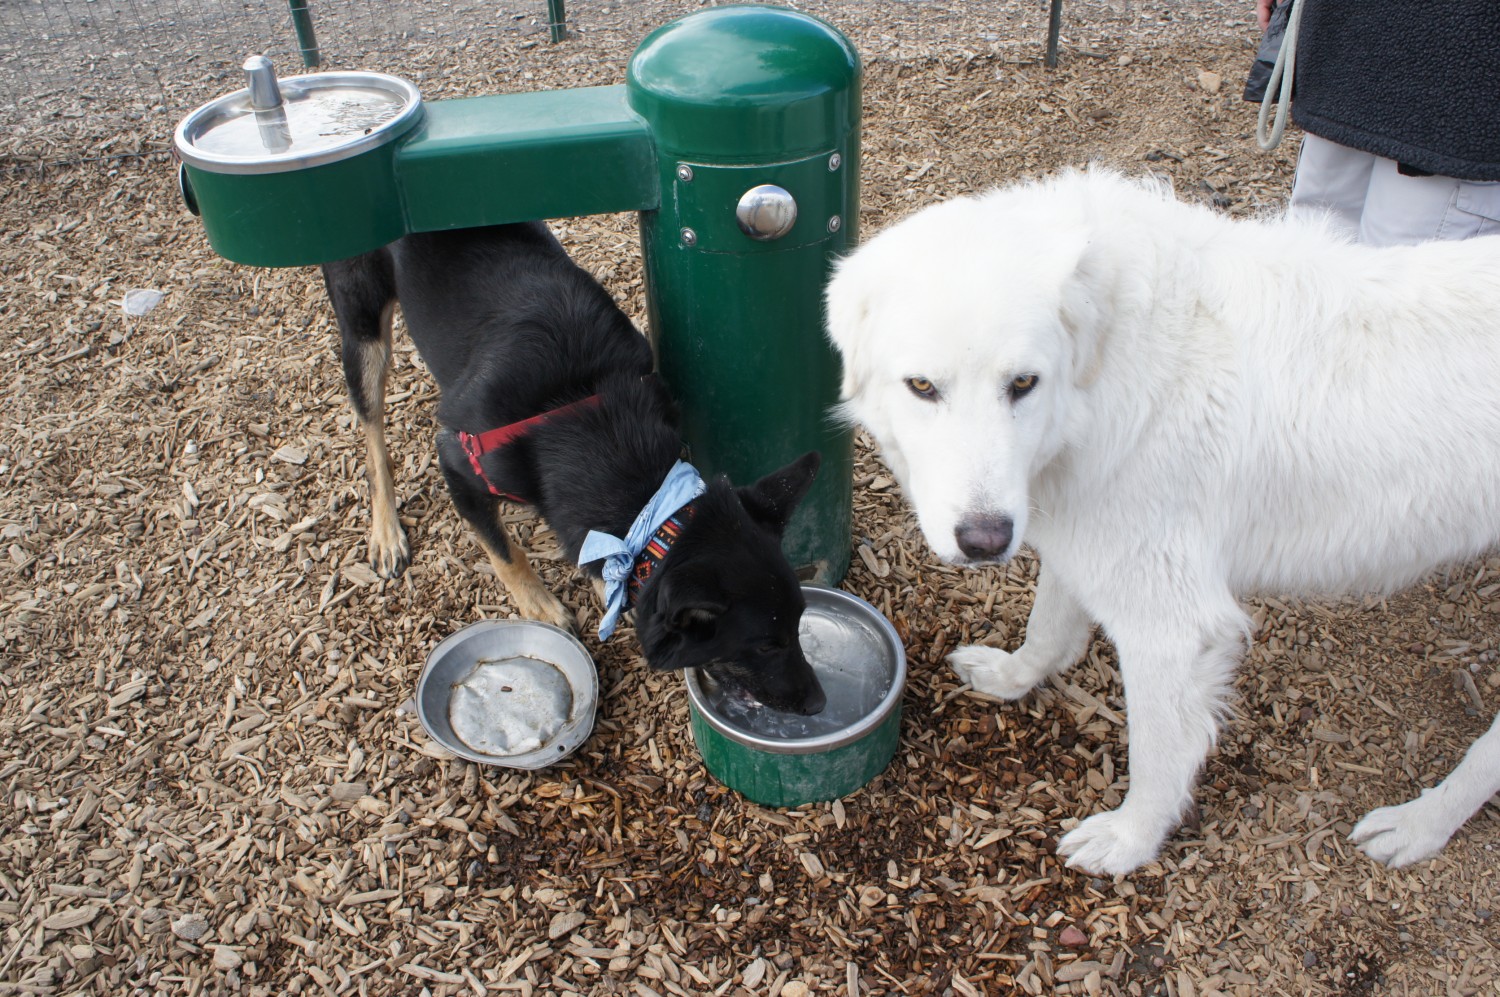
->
[416,620,598,769]
[174,56,424,265]
[686,586,905,807]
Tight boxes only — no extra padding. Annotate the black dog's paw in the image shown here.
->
[369,516,411,578]
[509,584,576,633]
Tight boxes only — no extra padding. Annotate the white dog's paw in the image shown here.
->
[948,645,1042,700]
[1349,799,1453,868]
[1057,810,1167,876]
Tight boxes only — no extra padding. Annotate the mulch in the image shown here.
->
[2,2,1496,995]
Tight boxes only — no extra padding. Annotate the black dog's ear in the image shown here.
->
[640,571,727,671]
[667,601,725,635]
[736,451,821,537]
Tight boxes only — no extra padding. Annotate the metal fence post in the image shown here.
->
[1045,0,1063,67]
[547,0,567,43]
[288,0,321,68]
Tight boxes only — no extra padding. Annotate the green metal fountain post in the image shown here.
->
[174,6,859,583]
[628,7,859,583]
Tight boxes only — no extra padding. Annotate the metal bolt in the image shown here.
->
[827,214,842,233]
[735,184,798,241]
[680,227,698,247]
[676,164,694,182]
[828,152,842,171]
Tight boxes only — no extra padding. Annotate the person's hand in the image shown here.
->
[1256,0,1276,30]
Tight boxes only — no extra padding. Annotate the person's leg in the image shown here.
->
[1360,157,1500,246]
[1288,133,1375,238]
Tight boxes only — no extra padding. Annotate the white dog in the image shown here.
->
[826,169,1500,875]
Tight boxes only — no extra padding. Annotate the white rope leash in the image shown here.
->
[1256,0,1305,151]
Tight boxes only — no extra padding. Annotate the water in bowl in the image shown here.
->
[194,85,406,159]
[700,610,892,740]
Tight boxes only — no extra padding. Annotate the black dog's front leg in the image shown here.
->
[322,253,410,578]
[436,442,572,629]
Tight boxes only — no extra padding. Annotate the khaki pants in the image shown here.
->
[1290,132,1500,246]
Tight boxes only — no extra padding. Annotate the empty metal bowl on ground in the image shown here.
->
[686,585,906,807]
[416,619,598,769]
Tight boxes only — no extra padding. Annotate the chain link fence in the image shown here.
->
[0,0,1245,167]
[0,0,569,164]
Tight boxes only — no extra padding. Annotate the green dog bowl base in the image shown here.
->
[690,701,900,807]
[685,586,906,807]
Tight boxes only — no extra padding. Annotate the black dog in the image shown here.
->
[321,222,826,713]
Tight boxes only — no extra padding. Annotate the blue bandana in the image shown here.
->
[579,460,707,639]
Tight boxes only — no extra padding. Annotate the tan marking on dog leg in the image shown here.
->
[363,419,410,577]
[477,526,572,630]
[361,302,410,577]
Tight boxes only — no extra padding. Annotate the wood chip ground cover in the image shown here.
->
[1,2,1496,995]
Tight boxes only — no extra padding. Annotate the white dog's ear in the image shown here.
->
[1055,230,1109,387]
[824,266,870,401]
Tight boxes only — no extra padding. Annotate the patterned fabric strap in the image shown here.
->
[627,502,697,605]
[578,460,707,640]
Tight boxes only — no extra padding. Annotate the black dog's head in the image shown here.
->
[635,451,826,715]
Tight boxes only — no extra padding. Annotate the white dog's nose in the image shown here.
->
[955,515,1013,561]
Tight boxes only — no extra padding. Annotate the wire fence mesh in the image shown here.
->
[0,0,1246,167]
[0,0,568,164]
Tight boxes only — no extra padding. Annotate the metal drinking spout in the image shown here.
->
[244,55,284,111]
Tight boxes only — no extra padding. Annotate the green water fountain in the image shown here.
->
[174,4,858,584]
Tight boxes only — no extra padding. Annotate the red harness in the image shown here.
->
[456,392,603,502]
[459,381,694,610]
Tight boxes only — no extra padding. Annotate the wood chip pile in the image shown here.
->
[1,2,1495,995]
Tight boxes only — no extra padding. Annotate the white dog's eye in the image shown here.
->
[905,376,939,400]
[1010,373,1039,400]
